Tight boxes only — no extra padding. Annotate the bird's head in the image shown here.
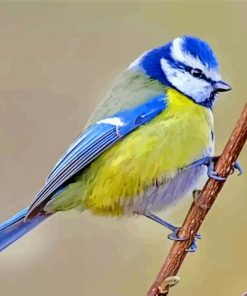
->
[129,36,231,108]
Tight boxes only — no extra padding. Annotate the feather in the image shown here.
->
[0,208,52,252]
[25,94,167,218]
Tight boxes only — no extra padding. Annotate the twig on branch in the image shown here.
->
[147,103,247,296]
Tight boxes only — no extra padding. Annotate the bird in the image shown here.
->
[0,35,236,253]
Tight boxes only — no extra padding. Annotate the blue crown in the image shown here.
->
[137,36,219,85]
[182,36,218,69]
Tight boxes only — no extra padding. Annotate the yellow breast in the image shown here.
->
[51,88,213,215]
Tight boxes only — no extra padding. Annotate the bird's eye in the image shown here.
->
[191,68,203,78]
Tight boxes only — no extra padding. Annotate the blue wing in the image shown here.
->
[0,207,52,252]
[26,95,167,218]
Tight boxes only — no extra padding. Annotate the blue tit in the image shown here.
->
[0,35,233,252]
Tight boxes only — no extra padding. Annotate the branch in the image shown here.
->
[147,103,247,296]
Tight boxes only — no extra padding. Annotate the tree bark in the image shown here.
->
[147,103,247,296]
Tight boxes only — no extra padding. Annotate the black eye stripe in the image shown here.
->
[185,65,213,83]
[168,59,214,83]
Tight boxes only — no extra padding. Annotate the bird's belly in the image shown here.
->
[123,160,208,215]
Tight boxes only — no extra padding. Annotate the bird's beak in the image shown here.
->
[213,80,232,92]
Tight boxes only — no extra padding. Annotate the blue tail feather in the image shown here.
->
[0,208,52,252]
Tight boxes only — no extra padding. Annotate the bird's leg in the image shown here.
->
[145,212,201,252]
[185,156,243,181]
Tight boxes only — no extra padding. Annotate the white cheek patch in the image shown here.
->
[161,58,213,103]
[171,37,221,82]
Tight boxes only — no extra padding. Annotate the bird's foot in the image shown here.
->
[229,161,243,176]
[186,156,243,181]
[145,212,201,252]
[167,227,201,252]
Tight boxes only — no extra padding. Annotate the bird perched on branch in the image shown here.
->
[0,35,236,252]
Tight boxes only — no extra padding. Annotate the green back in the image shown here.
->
[88,70,167,124]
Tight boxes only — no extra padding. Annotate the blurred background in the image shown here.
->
[0,1,246,296]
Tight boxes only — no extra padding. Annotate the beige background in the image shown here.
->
[0,1,247,296]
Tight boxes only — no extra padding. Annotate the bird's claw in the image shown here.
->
[187,156,243,182]
[230,161,243,176]
[167,227,202,240]
[167,227,201,253]
[207,168,226,181]
[201,156,226,181]
[207,157,243,180]
[186,240,198,253]
[167,228,185,241]
[145,213,201,253]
